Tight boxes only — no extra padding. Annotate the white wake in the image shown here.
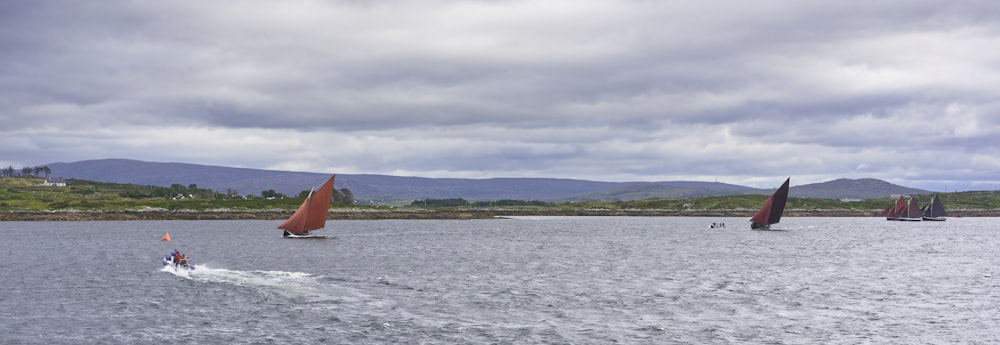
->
[160,264,366,304]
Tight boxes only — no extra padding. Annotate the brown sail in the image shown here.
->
[278,175,336,237]
[886,196,907,220]
[750,177,790,230]
[888,195,922,221]
[906,195,921,218]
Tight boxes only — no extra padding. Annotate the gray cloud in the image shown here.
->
[3,0,1000,190]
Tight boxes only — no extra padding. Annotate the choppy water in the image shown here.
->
[1,217,998,344]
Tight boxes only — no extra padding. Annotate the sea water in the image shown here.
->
[1,217,998,344]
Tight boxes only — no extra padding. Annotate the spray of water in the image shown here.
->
[159,264,367,305]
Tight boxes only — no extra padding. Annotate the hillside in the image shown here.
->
[45,159,932,202]
[791,178,928,200]
[45,159,634,202]
[562,181,763,201]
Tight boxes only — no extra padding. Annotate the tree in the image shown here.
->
[411,198,469,207]
[333,188,354,204]
[339,188,354,204]
[261,189,286,199]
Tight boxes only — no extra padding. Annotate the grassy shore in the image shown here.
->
[3,177,999,221]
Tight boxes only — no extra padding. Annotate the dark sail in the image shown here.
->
[750,177,790,229]
[767,178,790,224]
[923,195,947,220]
[931,195,946,217]
[906,195,921,218]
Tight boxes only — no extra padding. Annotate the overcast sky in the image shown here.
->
[3,0,999,191]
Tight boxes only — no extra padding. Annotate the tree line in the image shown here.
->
[411,198,551,207]
[261,187,355,205]
[93,180,355,204]
[2,165,52,178]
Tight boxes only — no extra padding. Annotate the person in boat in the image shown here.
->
[173,249,182,267]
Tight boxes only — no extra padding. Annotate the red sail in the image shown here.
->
[750,195,774,225]
[890,196,907,218]
[751,177,790,226]
[278,175,336,235]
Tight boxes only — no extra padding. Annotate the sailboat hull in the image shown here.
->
[750,223,789,231]
[161,257,196,271]
[283,234,328,239]
[282,230,328,239]
[922,217,946,221]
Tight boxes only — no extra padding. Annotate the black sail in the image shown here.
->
[767,178,790,225]
[751,177,790,228]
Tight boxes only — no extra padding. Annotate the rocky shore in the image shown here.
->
[3,207,997,221]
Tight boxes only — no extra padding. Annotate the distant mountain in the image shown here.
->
[561,181,763,201]
[790,178,930,200]
[45,159,634,202]
[565,178,931,202]
[44,159,931,202]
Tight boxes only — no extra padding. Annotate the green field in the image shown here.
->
[0,177,305,212]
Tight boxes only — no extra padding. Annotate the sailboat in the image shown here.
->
[885,196,907,220]
[750,177,790,230]
[922,194,947,221]
[888,195,922,221]
[278,175,336,239]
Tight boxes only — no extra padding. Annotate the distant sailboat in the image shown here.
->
[750,177,790,230]
[278,175,336,239]
[887,195,922,221]
[885,196,907,220]
[922,195,947,221]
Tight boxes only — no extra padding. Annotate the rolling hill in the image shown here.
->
[44,159,931,203]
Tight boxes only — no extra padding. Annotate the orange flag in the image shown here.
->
[161,232,171,241]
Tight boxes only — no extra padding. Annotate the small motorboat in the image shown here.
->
[162,251,196,271]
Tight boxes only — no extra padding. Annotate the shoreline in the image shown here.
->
[2,208,998,221]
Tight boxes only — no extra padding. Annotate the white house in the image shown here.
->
[41,177,68,187]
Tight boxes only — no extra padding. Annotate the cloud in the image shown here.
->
[2,0,1000,190]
